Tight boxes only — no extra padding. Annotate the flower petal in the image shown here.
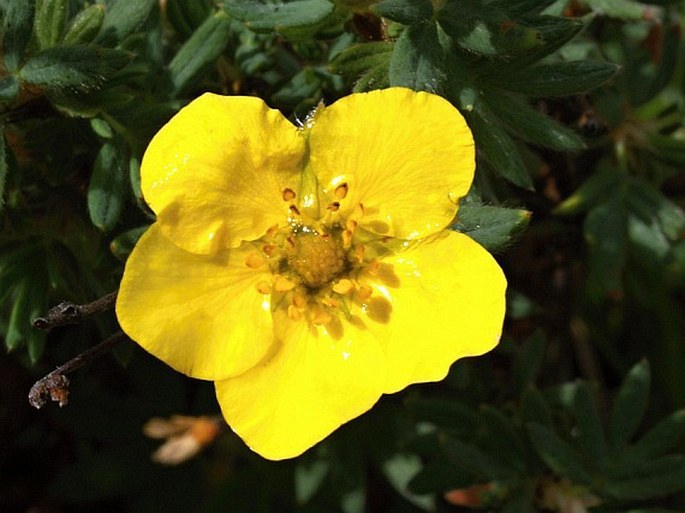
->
[215,310,386,460]
[359,231,506,393]
[116,224,274,380]
[309,88,474,239]
[141,93,305,254]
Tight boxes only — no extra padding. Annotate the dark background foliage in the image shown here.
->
[1,0,685,512]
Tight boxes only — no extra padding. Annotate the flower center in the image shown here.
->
[287,231,346,289]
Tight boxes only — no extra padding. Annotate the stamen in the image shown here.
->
[266,225,279,238]
[353,203,365,218]
[288,304,302,321]
[311,306,332,326]
[262,244,276,257]
[342,229,353,248]
[346,219,357,232]
[289,205,301,216]
[322,297,340,308]
[334,183,348,199]
[332,279,354,295]
[282,188,296,201]
[256,281,272,294]
[354,244,365,262]
[357,284,373,301]
[245,252,265,269]
[292,292,308,308]
[327,202,340,212]
[275,276,296,292]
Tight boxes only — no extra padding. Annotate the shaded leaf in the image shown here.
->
[497,61,620,97]
[555,168,623,215]
[465,104,533,189]
[584,197,628,294]
[608,359,651,451]
[527,423,592,485]
[88,141,128,231]
[167,11,232,97]
[372,0,433,25]
[1,1,34,71]
[34,0,69,49]
[604,455,685,501]
[389,21,444,92]
[63,3,105,45]
[295,459,329,505]
[443,437,514,480]
[572,381,608,464]
[382,453,435,510]
[19,45,132,92]
[95,0,156,46]
[225,0,335,37]
[453,203,531,253]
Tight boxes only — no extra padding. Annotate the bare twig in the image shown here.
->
[33,291,118,330]
[28,331,127,409]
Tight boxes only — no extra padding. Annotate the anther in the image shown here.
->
[288,304,302,321]
[332,279,354,295]
[266,225,279,238]
[289,205,301,216]
[256,281,272,294]
[322,297,340,308]
[342,229,353,248]
[262,244,276,257]
[311,307,332,326]
[292,292,307,308]
[282,188,296,201]
[275,276,296,292]
[353,203,365,218]
[357,284,373,301]
[334,183,348,199]
[327,202,340,212]
[346,219,357,232]
[354,244,365,262]
[245,252,265,269]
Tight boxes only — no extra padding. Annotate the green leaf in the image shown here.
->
[1,1,34,71]
[90,118,114,139]
[63,4,105,45]
[521,386,553,427]
[6,280,30,351]
[295,460,329,505]
[465,104,533,189]
[371,0,433,25]
[167,11,232,97]
[626,178,685,241]
[34,0,69,49]
[329,42,392,92]
[491,0,558,17]
[166,0,211,38]
[0,76,20,103]
[382,453,435,510]
[527,423,592,485]
[584,198,628,294]
[389,21,444,91]
[0,129,6,209]
[512,331,546,392]
[572,381,608,465]
[19,45,132,92]
[496,61,620,97]
[409,455,476,492]
[453,203,531,253]
[585,0,653,20]
[95,0,156,46]
[608,360,651,451]
[485,92,585,151]
[406,398,479,436]
[604,455,685,500]
[554,169,623,215]
[622,410,685,463]
[224,0,335,38]
[479,406,527,472]
[88,141,128,231]
[443,437,514,480]
[110,225,148,260]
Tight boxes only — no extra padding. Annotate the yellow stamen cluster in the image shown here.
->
[244,182,381,329]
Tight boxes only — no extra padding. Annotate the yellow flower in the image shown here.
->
[116,87,506,460]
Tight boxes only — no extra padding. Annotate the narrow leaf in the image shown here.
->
[0,129,6,208]
[465,104,533,189]
[623,410,685,463]
[372,0,433,25]
[225,0,334,36]
[389,21,444,92]
[63,4,105,45]
[34,0,69,49]
[486,92,585,151]
[167,11,232,97]
[295,460,329,505]
[522,386,553,427]
[608,360,651,451]
[88,141,128,231]
[443,437,514,480]
[497,61,620,97]
[584,198,628,294]
[95,0,156,46]
[604,455,685,501]
[527,423,592,485]
[1,2,34,71]
[572,381,608,464]
[19,45,131,92]
[554,168,624,215]
[453,204,531,253]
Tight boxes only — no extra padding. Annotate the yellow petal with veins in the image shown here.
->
[215,309,386,460]
[116,224,274,380]
[141,93,305,254]
[358,231,506,393]
[309,88,474,239]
